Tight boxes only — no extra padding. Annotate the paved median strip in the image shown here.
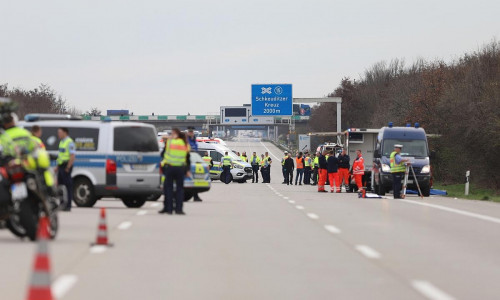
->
[52,274,78,299]
[355,245,381,259]
[412,280,456,300]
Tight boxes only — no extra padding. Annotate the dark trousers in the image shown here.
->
[252,165,259,182]
[392,172,404,199]
[262,166,270,183]
[164,166,185,213]
[285,169,293,184]
[57,165,73,210]
[282,167,287,182]
[295,169,304,185]
[304,167,311,184]
[312,168,318,184]
[222,166,231,184]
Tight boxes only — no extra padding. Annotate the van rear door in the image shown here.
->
[112,125,161,191]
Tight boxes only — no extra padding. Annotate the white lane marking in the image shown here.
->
[306,213,319,220]
[296,205,304,210]
[150,203,160,208]
[117,221,132,230]
[52,274,78,299]
[283,196,289,200]
[401,199,500,225]
[288,200,295,204]
[90,245,108,254]
[412,280,456,300]
[136,210,148,216]
[259,141,280,160]
[324,225,341,234]
[355,245,381,259]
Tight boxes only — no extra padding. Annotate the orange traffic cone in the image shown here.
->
[26,217,53,300]
[91,208,113,247]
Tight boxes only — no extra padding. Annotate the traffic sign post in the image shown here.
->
[251,84,293,116]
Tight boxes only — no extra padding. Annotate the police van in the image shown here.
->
[197,142,252,183]
[21,116,162,208]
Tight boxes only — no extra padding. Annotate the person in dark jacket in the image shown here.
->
[284,153,295,185]
[327,150,340,193]
[317,150,328,192]
[337,148,350,192]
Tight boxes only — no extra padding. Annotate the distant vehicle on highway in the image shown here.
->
[21,115,162,208]
[183,152,211,201]
[197,142,252,183]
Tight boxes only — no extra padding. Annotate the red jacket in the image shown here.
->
[352,155,365,175]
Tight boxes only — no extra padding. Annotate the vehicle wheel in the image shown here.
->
[73,178,97,207]
[18,197,39,241]
[184,191,193,202]
[420,185,431,197]
[145,194,162,201]
[6,215,27,239]
[121,197,146,208]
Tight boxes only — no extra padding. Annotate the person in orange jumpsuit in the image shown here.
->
[327,150,340,193]
[317,150,328,192]
[337,148,350,192]
[352,149,365,191]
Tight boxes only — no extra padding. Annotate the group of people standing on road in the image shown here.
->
[280,149,366,193]
[237,151,273,183]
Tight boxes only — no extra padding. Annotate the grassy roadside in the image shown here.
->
[433,182,500,202]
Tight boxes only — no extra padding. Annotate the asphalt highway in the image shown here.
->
[1,139,500,300]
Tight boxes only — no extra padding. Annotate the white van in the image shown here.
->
[20,118,162,208]
[197,142,252,183]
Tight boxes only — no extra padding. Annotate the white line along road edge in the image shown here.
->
[401,199,500,225]
[412,280,456,300]
[136,210,148,216]
[52,274,78,299]
[306,213,319,220]
[324,225,341,234]
[355,245,381,259]
[296,205,305,210]
[259,141,280,160]
[117,221,132,230]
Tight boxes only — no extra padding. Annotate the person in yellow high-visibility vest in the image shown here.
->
[390,144,410,199]
[56,127,76,211]
[159,128,190,215]
[249,152,261,183]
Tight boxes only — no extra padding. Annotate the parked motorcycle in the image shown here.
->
[0,159,62,241]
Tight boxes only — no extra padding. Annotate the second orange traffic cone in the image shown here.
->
[91,207,113,247]
[26,217,53,300]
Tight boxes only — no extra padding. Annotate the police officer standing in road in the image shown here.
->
[31,125,45,149]
[262,152,272,183]
[311,152,319,186]
[281,151,288,184]
[249,152,261,183]
[284,152,294,185]
[56,127,76,211]
[202,151,214,170]
[159,128,190,215]
[221,151,233,184]
[390,144,410,199]
[337,148,350,192]
[303,152,312,185]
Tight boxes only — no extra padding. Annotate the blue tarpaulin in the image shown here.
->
[406,189,448,196]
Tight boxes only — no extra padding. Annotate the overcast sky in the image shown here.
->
[1,0,499,115]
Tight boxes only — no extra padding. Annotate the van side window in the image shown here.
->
[210,151,223,162]
[30,126,100,151]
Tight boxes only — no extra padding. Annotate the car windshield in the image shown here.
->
[382,139,428,158]
[190,152,204,163]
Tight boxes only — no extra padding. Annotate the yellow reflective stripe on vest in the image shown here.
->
[163,138,188,166]
[390,151,406,173]
[222,156,232,166]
